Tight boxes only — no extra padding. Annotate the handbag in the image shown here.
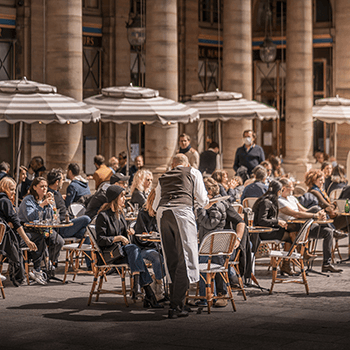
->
[102,242,125,264]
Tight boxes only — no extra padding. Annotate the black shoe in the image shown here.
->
[143,285,164,308]
[322,264,343,273]
[183,304,193,312]
[333,230,348,240]
[168,306,189,319]
[132,274,143,299]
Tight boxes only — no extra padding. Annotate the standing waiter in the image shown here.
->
[153,154,209,319]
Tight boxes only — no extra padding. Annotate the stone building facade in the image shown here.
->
[0,0,347,181]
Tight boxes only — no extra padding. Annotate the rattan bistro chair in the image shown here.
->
[242,197,258,209]
[269,219,314,295]
[186,230,238,314]
[86,225,132,307]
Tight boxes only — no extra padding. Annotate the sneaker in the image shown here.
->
[168,306,189,319]
[29,270,47,285]
[195,299,208,307]
[214,293,228,307]
[0,273,6,282]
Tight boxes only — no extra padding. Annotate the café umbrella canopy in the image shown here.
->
[312,95,350,124]
[0,77,100,205]
[185,90,279,168]
[84,85,199,174]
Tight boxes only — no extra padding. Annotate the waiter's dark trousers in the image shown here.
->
[160,209,189,309]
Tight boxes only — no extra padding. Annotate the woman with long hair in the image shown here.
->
[252,180,296,276]
[130,169,153,208]
[326,164,347,195]
[18,177,64,284]
[133,188,165,301]
[0,177,41,285]
[305,169,348,232]
[212,169,240,203]
[96,185,162,308]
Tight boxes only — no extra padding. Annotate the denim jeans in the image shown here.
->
[123,244,153,287]
[140,248,164,280]
[59,215,92,268]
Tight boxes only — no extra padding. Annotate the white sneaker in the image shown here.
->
[0,273,6,282]
[29,270,47,285]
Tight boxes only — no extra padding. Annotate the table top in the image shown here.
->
[125,216,137,221]
[287,219,333,224]
[338,212,350,216]
[248,226,274,233]
[24,221,74,229]
[135,233,161,242]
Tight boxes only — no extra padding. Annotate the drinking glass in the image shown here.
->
[134,203,139,217]
[38,210,44,224]
[45,207,53,224]
[247,211,254,228]
[53,209,60,224]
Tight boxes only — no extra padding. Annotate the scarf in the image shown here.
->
[312,184,331,204]
[179,144,191,154]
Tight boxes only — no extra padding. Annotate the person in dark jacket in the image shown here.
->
[85,173,129,219]
[130,169,153,209]
[0,177,43,285]
[241,165,268,203]
[199,142,220,175]
[326,164,347,196]
[47,169,92,269]
[0,161,11,181]
[65,163,91,208]
[252,180,294,276]
[212,169,241,203]
[95,185,162,308]
[133,188,165,301]
[21,156,46,199]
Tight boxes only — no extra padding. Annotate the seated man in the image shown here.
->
[47,169,92,268]
[278,177,344,273]
[85,173,129,219]
[92,155,112,190]
[65,163,91,208]
[241,165,268,203]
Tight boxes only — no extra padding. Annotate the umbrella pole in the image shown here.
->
[126,122,130,176]
[15,121,23,208]
[218,120,223,170]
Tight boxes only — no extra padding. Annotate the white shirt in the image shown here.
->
[278,195,300,222]
[153,166,209,211]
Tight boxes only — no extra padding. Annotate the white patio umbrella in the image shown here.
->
[185,90,279,168]
[185,90,279,121]
[84,85,199,174]
[313,95,350,177]
[312,95,350,124]
[0,77,100,206]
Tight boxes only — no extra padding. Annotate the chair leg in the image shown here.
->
[232,263,247,301]
[206,273,212,314]
[120,267,129,307]
[222,272,236,312]
[269,257,279,294]
[63,250,71,283]
[299,259,309,295]
[95,271,105,302]
[0,255,5,299]
[22,250,30,285]
[88,268,100,306]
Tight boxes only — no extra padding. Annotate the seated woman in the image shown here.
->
[95,185,162,308]
[252,180,296,276]
[130,169,153,209]
[18,177,64,282]
[133,188,165,301]
[0,177,42,286]
[212,169,240,203]
[269,155,285,179]
[321,161,333,193]
[326,164,347,196]
[305,169,348,233]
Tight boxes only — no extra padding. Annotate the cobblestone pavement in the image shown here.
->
[2,247,350,350]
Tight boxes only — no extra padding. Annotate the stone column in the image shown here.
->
[145,0,178,176]
[45,0,83,171]
[222,0,253,175]
[181,0,200,150]
[283,0,313,180]
[334,0,350,164]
